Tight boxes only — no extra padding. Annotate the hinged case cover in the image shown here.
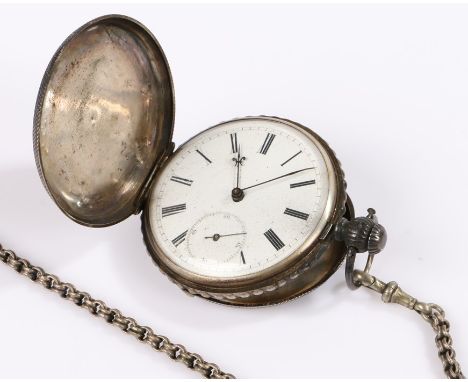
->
[33,15,174,227]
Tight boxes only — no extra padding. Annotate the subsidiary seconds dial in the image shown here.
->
[147,117,332,279]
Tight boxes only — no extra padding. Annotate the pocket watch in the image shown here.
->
[0,14,463,379]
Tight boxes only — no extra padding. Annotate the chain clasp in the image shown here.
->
[335,208,465,379]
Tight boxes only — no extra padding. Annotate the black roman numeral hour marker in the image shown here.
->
[172,230,188,247]
[259,133,275,154]
[170,176,193,186]
[240,250,246,264]
[284,208,309,221]
[281,150,302,166]
[290,179,316,188]
[264,229,285,251]
[162,203,186,218]
[196,149,212,164]
[230,133,238,153]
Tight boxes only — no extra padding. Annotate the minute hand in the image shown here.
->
[241,167,315,191]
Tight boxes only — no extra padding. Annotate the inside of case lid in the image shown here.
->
[34,16,174,227]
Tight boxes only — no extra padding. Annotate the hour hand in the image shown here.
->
[231,145,246,202]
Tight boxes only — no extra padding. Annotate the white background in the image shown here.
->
[0,3,467,378]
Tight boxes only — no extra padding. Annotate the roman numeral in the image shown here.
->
[290,179,315,188]
[281,150,302,166]
[240,250,246,264]
[284,207,309,220]
[264,228,285,251]
[162,203,186,218]
[170,176,193,186]
[259,133,275,154]
[172,230,188,247]
[230,133,238,153]
[196,149,212,164]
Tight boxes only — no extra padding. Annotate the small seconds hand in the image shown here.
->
[204,232,247,241]
[241,167,315,191]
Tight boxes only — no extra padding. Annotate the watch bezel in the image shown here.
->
[141,116,348,298]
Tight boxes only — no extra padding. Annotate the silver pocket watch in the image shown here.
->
[0,14,463,379]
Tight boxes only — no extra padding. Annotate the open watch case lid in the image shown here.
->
[33,15,174,227]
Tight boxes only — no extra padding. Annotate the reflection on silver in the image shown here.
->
[34,15,174,227]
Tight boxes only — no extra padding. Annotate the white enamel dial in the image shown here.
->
[147,118,333,279]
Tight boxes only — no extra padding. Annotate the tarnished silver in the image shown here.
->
[353,270,465,379]
[33,15,354,306]
[336,207,387,290]
[0,240,465,378]
[0,244,234,379]
[340,209,464,379]
[33,15,174,227]
[336,208,387,255]
[3,13,460,379]
[143,116,353,306]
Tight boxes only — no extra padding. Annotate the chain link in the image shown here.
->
[419,304,465,379]
[353,269,465,379]
[0,244,235,379]
[1,242,464,378]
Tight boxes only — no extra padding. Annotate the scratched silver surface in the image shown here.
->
[34,15,174,227]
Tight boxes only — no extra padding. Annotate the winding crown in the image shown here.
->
[336,208,387,254]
